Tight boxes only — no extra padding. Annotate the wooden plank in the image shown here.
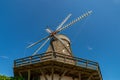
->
[78,72,81,80]
[51,68,54,80]
[40,69,48,80]
[28,70,31,80]
[87,72,97,80]
[18,72,22,77]
[59,70,67,80]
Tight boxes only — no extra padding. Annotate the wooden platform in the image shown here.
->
[14,52,103,80]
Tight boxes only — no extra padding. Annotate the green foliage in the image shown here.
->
[0,75,24,80]
[0,75,11,80]
[10,76,24,80]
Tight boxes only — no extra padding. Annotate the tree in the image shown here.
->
[0,75,24,80]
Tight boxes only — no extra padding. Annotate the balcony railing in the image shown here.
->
[14,52,99,70]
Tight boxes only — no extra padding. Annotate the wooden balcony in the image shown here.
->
[14,52,103,80]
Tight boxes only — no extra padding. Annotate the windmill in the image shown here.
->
[27,10,92,56]
[14,10,103,80]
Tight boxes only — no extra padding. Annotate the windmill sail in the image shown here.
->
[56,13,72,30]
[32,38,50,55]
[57,10,92,33]
[27,10,92,55]
[27,36,50,48]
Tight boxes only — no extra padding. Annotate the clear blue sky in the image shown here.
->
[0,0,120,80]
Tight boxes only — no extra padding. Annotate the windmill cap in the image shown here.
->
[56,34,71,43]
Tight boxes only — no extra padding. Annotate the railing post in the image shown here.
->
[52,52,54,59]
[14,60,16,67]
[75,58,77,65]
[29,56,32,64]
[22,59,24,66]
[52,52,56,60]
[78,72,81,80]
[64,56,66,63]
[97,63,99,70]
[86,60,88,68]
[28,70,31,80]
[40,55,42,61]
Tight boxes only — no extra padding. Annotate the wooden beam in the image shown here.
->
[78,72,81,80]
[53,65,91,75]
[28,70,31,80]
[72,77,75,80]
[40,69,48,80]
[15,64,94,79]
[87,73,96,80]
[59,70,67,80]
[18,72,22,77]
[88,75,92,80]
[51,68,54,80]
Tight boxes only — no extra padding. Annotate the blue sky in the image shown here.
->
[0,0,120,80]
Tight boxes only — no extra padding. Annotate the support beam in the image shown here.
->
[59,70,67,80]
[18,72,22,78]
[40,69,48,80]
[72,77,75,80]
[51,68,54,80]
[88,75,92,80]
[78,72,81,80]
[88,73,96,80]
[28,70,31,80]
